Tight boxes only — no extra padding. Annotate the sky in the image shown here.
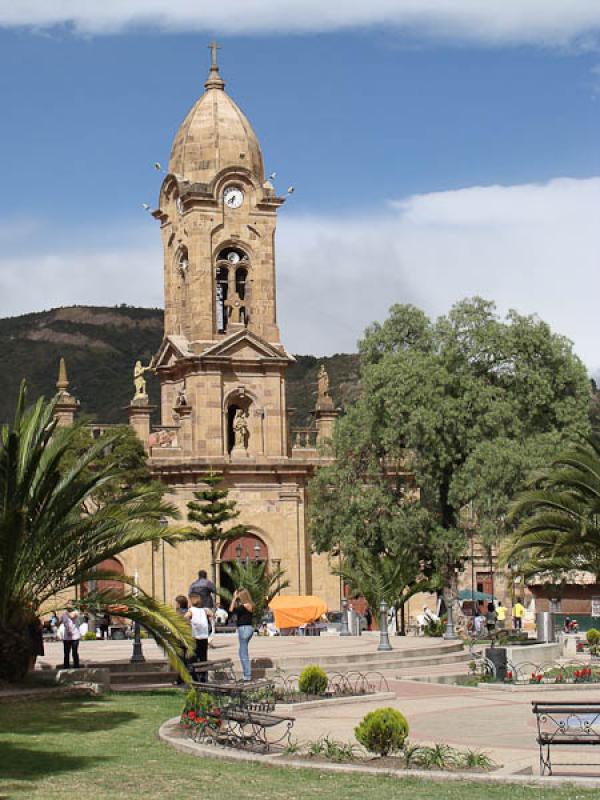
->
[0,2,599,372]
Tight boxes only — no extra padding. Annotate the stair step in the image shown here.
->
[108,670,178,685]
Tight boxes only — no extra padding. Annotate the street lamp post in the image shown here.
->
[159,516,168,603]
[254,542,261,561]
[130,571,145,664]
[377,600,392,651]
[339,597,351,636]
[443,588,458,640]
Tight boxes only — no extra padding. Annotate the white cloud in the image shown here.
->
[3,0,600,47]
[0,176,599,375]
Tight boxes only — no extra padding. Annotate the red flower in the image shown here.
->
[188,711,196,719]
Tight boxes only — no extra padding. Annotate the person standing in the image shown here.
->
[512,599,525,630]
[496,602,507,630]
[185,596,213,683]
[188,570,216,609]
[230,588,256,681]
[61,604,81,669]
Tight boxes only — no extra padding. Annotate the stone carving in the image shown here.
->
[133,360,151,398]
[175,387,188,407]
[232,408,249,451]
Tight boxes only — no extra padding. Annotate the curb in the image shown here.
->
[275,691,396,712]
[158,716,600,788]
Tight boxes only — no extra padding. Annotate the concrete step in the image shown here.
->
[255,650,471,676]
[85,661,172,673]
[108,670,179,685]
[251,641,465,672]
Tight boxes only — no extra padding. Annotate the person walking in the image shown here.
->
[512,599,525,631]
[189,570,217,609]
[185,596,213,683]
[230,588,256,682]
[61,604,81,669]
[486,602,497,636]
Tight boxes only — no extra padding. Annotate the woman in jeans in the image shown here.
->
[230,588,255,681]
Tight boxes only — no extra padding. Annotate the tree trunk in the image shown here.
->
[0,622,31,683]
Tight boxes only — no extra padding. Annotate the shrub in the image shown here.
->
[355,707,409,756]
[587,628,600,647]
[82,631,97,641]
[298,665,328,696]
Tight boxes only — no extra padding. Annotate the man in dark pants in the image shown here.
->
[189,570,216,609]
[61,604,81,669]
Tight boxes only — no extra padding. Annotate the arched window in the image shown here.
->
[177,246,189,278]
[216,266,229,333]
[215,247,249,333]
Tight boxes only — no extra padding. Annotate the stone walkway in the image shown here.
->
[291,679,600,777]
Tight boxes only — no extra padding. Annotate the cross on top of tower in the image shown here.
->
[205,40,225,91]
[208,40,221,67]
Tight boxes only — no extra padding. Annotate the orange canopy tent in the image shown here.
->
[269,595,328,629]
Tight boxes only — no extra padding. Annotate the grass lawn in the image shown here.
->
[0,690,596,800]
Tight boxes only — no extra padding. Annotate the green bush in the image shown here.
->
[355,707,409,756]
[82,631,97,641]
[587,628,600,647]
[298,665,328,696]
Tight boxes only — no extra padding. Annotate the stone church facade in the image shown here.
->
[118,48,341,609]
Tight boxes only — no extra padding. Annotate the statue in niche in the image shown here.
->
[317,365,330,399]
[232,408,249,451]
[133,360,151,398]
[175,386,188,407]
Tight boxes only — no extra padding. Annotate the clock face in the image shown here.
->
[224,186,244,209]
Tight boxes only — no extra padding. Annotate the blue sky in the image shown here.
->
[1,4,599,369]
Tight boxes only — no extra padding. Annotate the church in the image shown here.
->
[115,46,340,609]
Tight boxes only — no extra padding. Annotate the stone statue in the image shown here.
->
[176,386,187,407]
[232,408,249,450]
[133,360,151,397]
[317,364,330,399]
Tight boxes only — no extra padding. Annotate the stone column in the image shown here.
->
[128,396,155,451]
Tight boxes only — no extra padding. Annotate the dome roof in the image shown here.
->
[168,57,264,185]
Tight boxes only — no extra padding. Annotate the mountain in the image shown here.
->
[0,306,360,429]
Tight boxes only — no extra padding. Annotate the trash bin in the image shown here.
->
[536,611,555,643]
[485,646,507,682]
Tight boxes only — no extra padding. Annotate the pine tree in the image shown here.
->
[187,471,249,585]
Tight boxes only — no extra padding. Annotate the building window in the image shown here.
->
[216,266,229,333]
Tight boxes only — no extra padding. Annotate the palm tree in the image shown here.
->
[333,550,431,631]
[501,434,600,580]
[0,383,194,682]
[219,560,289,623]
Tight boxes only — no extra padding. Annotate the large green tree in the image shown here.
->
[310,298,590,614]
[0,384,193,682]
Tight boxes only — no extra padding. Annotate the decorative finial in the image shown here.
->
[56,357,69,393]
[205,40,225,91]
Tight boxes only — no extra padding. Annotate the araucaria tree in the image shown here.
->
[310,298,590,614]
[0,384,193,683]
[187,472,250,585]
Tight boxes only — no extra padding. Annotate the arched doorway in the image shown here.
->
[80,558,125,598]
[219,534,268,597]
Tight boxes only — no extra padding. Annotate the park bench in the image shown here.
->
[532,701,600,775]
[188,659,294,752]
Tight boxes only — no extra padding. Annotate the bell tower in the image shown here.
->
[157,42,284,349]
[152,44,293,460]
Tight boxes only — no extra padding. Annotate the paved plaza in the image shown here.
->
[38,634,600,777]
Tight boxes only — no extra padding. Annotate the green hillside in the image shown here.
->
[0,306,360,429]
